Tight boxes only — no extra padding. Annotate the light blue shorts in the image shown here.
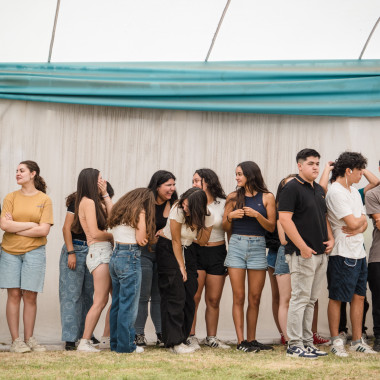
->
[274,245,290,276]
[225,235,267,270]
[0,246,46,293]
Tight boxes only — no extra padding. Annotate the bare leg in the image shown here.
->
[268,267,281,334]
[6,288,22,341]
[328,299,341,338]
[228,268,246,344]
[190,270,206,336]
[22,290,38,341]
[276,273,291,342]
[350,294,365,341]
[204,274,226,337]
[312,299,319,333]
[82,264,111,340]
[102,288,112,337]
[246,270,266,341]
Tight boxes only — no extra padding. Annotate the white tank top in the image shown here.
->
[111,225,136,244]
[208,198,226,243]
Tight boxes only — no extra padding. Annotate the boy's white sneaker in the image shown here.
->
[350,338,378,354]
[170,343,196,354]
[186,336,201,351]
[330,338,349,357]
[26,336,46,352]
[133,346,144,353]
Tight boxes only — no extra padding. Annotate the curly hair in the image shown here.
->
[330,152,367,183]
[108,188,156,247]
[194,168,226,200]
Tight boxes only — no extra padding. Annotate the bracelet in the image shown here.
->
[102,193,109,198]
[227,215,232,223]
[67,250,75,255]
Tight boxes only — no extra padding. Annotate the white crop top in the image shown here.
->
[208,198,226,243]
[112,225,136,244]
[162,204,214,246]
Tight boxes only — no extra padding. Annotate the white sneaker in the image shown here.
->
[338,332,348,345]
[10,337,31,353]
[99,336,110,349]
[186,336,201,351]
[133,346,144,353]
[330,338,349,357]
[25,336,46,352]
[170,343,196,354]
[350,338,378,354]
[77,339,101,352]
[205,336,231,349]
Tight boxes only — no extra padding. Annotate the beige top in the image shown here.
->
[78,198,107,246]
[1,190,54,255]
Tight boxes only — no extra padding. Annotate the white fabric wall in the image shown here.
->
[0,99,378,344]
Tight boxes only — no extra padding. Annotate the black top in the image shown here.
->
[67,201,87,241]
[265,227,281,252]
[155,201,168,232]
[278,175,327,255]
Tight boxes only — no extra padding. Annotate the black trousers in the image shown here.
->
[156,237,198,348]
[368,262,380,338]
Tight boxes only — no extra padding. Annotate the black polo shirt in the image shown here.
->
[278,175,327,255]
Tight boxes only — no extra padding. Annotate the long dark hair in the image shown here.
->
[194,168,226,200]
[232,161,269,209]
[108,188,156,246]
[71,168,107,234]
[148,170,178,205]
[275,174,297,205]
[176,187,209,231]
[66,181,114,208]
[19,160,47,193]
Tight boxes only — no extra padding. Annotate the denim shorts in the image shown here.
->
[267,249,277,269]
[86,241,113,274]
[0,246,46,293]
[327,255,368,302]
[225,235,267,270]
[274,246,290,276]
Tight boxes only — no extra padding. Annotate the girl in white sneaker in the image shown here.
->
[75,168,114,352]
[0,161,53,353]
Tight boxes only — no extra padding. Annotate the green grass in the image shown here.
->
[0,345,379,380]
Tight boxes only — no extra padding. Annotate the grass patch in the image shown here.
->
[0,345,379,379]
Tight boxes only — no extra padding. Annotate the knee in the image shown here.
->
[94,295,109,310]
[233,292,245,306]
[194,293,202,305]
[8,290,22,303]
[206,296,220,309]
[248,293,261,308]
[22,291,37,305]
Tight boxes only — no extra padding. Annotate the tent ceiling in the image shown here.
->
[0,0,379,62]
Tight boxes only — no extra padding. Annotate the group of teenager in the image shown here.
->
[0,148,380,359]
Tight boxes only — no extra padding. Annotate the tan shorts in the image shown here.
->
[86,242,113,273]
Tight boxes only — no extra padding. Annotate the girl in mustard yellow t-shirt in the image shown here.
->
[0,161,53,353]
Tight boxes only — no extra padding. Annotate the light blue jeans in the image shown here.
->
[110,243,142,353]
[135,245,161,335]
[59,243,93,342]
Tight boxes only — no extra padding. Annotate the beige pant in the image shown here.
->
[286,253,327,348]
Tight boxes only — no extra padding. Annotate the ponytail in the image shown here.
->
[19,160,47,193]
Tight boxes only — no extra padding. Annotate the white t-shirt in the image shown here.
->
[162,204,214,246]
[326,182,366,259]
[207,198,226,243]
[111,225,136,244]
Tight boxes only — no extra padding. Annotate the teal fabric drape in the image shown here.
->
[0,61,380,117]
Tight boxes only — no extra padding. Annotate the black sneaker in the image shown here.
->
[135,334,147,347]
[156,333,165,347]
[237,340,260,353]
[65,341,76,351]
[249,340,274,351]
[373,337,380,352]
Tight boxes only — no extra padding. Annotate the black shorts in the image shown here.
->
[194,243,227,276]
[327,255,368,303]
